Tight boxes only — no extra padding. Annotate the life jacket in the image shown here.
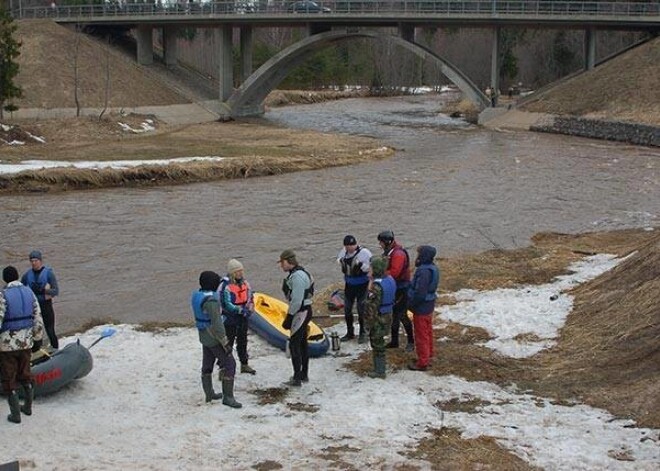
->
[1,285,34,333]
[387,245,411,288]
[24,266,54,302]
[374,276,396,315]
[190,290,218,331]
[412,264,440,302]
[340,247,369,285]
[282,266,314,302]
[219,277,250,307]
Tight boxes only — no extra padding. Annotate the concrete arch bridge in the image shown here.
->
[227,30,489,117]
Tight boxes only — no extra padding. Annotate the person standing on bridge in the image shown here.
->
[1,266,44,424]
[336,235,372,344]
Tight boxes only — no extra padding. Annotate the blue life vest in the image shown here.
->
[375,276,396,315]
[412,264,439,302]
[24,266,53,302]
[1,285,34,333]
[191,290,217,330]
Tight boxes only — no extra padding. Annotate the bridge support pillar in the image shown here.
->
[217,26,234,101]
[240,26,253,82]
[136,25,153,65]
[585,27,597,70]
[489,27,500,107]
[399,24,414,43]
[163,26,178,68]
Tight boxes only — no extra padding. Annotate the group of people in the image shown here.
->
[1,234,438,421]
[0,250,59,424]
[191,249,314,406]
[192,229,439,407]
[338,231,439,377]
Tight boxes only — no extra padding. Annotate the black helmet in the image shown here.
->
[377,230,395,243]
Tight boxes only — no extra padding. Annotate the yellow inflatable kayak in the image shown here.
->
[250,292,329,357]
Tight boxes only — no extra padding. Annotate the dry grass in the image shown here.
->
[408,427,540,471]
[14,20,188,109]
[523,37,660,126]
[0,117,392,194]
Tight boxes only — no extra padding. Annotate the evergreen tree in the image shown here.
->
[0,7,22,119]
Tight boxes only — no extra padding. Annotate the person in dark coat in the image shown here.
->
[191,270,241,408]
[407,246,439,371]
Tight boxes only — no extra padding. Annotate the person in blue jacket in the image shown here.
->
[191,270,241,408]
[1,266,45,423]
[407,245,439,371]
[21,250,59,350]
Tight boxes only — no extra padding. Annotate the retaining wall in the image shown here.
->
[531,116,660,147]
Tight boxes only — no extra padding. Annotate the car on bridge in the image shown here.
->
[288,1,331,13]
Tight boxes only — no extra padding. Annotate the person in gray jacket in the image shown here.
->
[191,271,241,408]
[279,250,314,387]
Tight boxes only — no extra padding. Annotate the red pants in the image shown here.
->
[413,314,434,368]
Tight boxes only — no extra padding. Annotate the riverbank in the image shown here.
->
[0,114,393,194]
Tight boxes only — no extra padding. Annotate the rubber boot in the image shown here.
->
[221,379,242,408]
[20,382,34,416]
[7,390,21,424]
[201,374,222,403]
[367,356,386,379]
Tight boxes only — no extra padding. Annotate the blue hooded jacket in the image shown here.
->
[408,245,439,315]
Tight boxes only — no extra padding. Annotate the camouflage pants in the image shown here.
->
[369,313,392,362]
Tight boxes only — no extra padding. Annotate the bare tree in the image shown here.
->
[72,23,82,117]
[99,35,111,120]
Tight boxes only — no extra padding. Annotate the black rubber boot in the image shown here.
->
[7,390,21,424]
[201,374,222,403]
[221,379,242,408]
[20,382,34,416]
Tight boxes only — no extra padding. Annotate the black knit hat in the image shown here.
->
[3,266,19,283]
[199,271,220,291]
[343,235,357,246]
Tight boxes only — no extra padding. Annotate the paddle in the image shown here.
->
[88,327,117,349]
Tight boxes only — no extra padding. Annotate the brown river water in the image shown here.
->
[2,95,658,333]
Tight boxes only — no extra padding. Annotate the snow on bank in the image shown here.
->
[439,254,623,358]
[2,255,659,470]
[0,156,225,175]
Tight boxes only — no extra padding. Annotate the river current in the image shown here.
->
[2,94,658,332]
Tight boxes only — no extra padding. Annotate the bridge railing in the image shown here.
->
[13,1,660,20]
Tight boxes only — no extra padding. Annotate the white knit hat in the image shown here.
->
[227,259,244,274]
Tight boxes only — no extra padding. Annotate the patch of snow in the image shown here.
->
[1,317,657,469]
[438,254,622,358]
[117,121,156,133]
[0,157,225,175]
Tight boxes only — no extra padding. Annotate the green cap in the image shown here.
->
[370,256,388,277]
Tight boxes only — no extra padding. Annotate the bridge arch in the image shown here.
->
[227,30,489,117]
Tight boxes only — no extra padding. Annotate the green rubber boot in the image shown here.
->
[20,382,34,416]
[367,356,386,379]
[221,379,243,409]
[201,374,222,403]
[7,390,21,424]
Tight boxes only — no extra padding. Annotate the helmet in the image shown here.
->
[377,230,395,244]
